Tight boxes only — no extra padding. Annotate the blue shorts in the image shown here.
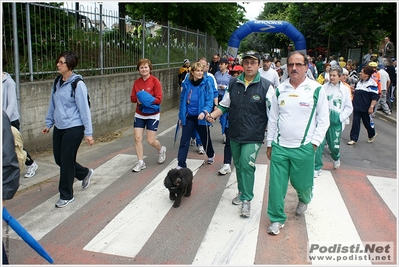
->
[134,117,159,131]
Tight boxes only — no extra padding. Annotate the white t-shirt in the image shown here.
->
[378,69,390,90]
[258,68,280,88]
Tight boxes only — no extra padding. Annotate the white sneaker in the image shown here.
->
[132,161,146,172]
[24,161,38,178]
[314,170,321,178]
[347,140,356,145]
[267,222,285,235]
[232,192,242,205]
[218,164,231,175]
[367,133,378,143]
[333,159,340,169]
[158,146,166,163]
[207,154,215,165]
[190,138,196,146]
[198,145,205,154]
[296,201,308,215]
[241,200,251,218]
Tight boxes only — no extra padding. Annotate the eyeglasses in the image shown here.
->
[287,63,306,68]
[58,60,67,65]
[242,60,258,66]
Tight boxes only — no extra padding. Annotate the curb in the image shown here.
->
[375,110,396,125]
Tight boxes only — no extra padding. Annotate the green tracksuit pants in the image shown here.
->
[230,140,262,202]
[314,123,342,171]
[267,142,314,224]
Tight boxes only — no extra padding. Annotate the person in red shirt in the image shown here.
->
[130,58,166,172]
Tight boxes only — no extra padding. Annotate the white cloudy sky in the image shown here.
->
[65,2,265,21]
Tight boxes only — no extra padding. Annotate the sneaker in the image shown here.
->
[82,168,94,189]
[132,161,146,172]
[367,133,378,143]
[232,192,242,205]
[158,146,166,164]
[218,164,231,175]
[198,145,205,154]
[207,154,215,165]
[333,159,340,169]
[190,138,196,146]
[347,140,356,145]
[55,197,75,208]
[175,166,182,170]
[240,200,251,217]
[296,201,308,215]
[267,222,285,235]
[314,169,321,178]
[24,161,38,178]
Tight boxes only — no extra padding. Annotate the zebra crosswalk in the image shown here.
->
[3,154,397,265]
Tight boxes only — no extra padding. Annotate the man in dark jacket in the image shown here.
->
[208,54,220,76]
[205,52,273,218]
[3,110,20,264]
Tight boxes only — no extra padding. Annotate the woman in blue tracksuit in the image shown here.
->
[177,62,215,169]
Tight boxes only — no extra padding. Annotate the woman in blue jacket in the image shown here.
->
[177,62,215,169]
[42,51,94,208]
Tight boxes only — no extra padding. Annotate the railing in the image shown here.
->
[2,2,221,82]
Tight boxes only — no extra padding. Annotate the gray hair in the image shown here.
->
[329,65,342,76]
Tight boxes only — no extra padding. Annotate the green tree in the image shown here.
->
[240,2,291,56]
[253,2,396,58]
[286,3,396,57]
[124,3,247,49]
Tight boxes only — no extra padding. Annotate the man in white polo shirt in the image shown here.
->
[266,51,330,235]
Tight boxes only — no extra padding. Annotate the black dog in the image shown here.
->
[164,168,193,208]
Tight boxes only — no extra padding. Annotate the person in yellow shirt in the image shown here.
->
[339,57,346,68]
[317,63,331,84]
[178,59,191,88]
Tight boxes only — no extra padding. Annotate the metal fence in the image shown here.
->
[2,2,221,82]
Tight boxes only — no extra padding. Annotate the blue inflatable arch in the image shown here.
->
[226,20,307,59]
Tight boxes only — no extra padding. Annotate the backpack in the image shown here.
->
[53,75,91,108]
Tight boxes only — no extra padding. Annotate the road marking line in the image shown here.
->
[83,158,204,257]
[367,176,397,218]
[3,154,137,240]
[192,164,268,265]
[156,124,177,137]
[307,170,372,265]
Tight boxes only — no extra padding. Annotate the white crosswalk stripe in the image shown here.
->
[307,170,372,265]
[367,175,397,218]
[192,164,267,265]
[3,154,137,240]
[84,158,204,257]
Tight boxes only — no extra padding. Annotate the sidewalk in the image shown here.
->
[374,108,397,125]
